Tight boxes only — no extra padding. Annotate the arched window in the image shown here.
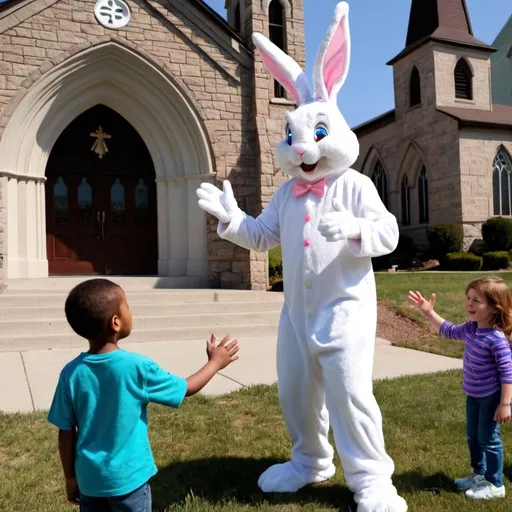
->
[454,58,473,100]
[493,149,512,216]
[401,175,411,226]
[418,166,429,224]
[409,66,421,107]
[234,1,241,33]
[269,0,286,98]
[371,161,389,207]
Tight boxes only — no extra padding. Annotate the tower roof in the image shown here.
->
[388,0,495,65]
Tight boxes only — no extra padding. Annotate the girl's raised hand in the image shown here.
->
[408,290,436,316]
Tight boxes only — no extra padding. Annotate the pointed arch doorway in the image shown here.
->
[45,104,158,275]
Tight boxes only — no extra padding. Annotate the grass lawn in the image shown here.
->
[375,272,512,358]
[1,371,512,511]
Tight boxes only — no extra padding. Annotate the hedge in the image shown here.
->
[445,252,483,271]
[482,251,510,271]
[481,217,512,251]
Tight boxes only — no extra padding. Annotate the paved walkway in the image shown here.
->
[0,337,463,413]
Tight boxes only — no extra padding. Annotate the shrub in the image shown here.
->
[386,235,419,270]
[268,246,282,278]
[482,251,511,271]
[481,217,512,251]
[372,255,390,271]
[426,223,463,259]
[445,252,483,271]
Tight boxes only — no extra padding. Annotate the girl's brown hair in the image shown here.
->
[466,276,512,337]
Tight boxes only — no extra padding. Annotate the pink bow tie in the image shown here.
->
[293,178,326,199]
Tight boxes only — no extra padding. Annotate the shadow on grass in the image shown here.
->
[152,458,459,511]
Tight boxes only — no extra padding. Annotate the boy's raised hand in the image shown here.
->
[206,334,239,370]
[408,290,436,316]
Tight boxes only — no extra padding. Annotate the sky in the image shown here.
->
[205,0,512,128]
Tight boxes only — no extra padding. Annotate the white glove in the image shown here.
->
[318,199,361,242]
[196,180,240,224]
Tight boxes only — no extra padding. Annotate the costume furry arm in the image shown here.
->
[345,175,399,258]
[217,190,281,252]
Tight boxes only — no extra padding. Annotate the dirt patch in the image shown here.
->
[377,301,434,343]
[233,413,253,429]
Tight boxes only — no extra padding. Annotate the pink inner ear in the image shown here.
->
[260,53,300,104]
[323,18,348,97]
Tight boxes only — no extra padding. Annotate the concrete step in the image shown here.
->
[0,300,283,319]
[0,323,279,352]
[0,310,281,336]
[0,290,284,306]
[4,276,202,291]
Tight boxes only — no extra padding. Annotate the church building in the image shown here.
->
[353,0,512,250]
[0,0,304,290]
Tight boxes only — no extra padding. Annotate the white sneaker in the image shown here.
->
[454,474,485,491]
[465,480,506,500]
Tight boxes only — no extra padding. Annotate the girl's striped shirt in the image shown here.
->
[439,321,512,398]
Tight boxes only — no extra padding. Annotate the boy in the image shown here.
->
[48,278,239,511]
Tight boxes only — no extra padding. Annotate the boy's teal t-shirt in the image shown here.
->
[48,349,187,497]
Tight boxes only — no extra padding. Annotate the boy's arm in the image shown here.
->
[185,360,222,397]
[146,335,239,406]
[186,335,239,396]
[58,428,79,505]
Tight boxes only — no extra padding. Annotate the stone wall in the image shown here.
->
[459,128,512,247]
[433,45,492,112]
[0,0,296,289]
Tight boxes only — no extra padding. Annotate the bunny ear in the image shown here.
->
[252,32,312,105]
[313,2,351,102]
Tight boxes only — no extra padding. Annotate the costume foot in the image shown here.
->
[357,495,408,512]
[258,461,336,493]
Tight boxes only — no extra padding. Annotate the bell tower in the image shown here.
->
[387,0,495,118]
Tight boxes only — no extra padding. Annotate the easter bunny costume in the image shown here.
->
[196,3,406,511]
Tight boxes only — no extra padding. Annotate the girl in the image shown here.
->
[409,276,512,500]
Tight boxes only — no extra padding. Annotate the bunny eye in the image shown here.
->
[314,125,329,142]
[286,126,293,146]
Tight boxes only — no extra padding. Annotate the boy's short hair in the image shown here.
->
[65,279,123,340]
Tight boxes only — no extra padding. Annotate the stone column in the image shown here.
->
[6,175,48,279]
[0,176,6,292]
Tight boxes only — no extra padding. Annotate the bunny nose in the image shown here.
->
[294,145,308,157]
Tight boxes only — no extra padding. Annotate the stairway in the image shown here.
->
[0,277,284,352]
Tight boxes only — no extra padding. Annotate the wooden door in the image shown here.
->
[101,174,158,275]
[46,173,103,274]
[45,105,158,275]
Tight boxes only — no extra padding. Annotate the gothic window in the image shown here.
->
[269,0,286,98]
[111,178,126,224]
[235,2,241,32]
[371,161,389,208]
[401,175,411,226]
[78,177,93,225]
[493,150,512,216]
[409,66,421,107]
[54,177,68,224]
[418,167,429,224]
[454,58,473,100]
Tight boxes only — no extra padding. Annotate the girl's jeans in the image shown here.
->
[466,390,503,487]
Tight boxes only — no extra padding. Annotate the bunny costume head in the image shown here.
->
[253,2,358,183]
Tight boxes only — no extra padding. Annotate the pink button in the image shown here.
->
[304,239,311,247]
[305,214,311,222]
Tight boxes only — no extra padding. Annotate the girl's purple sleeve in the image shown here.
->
[491,336,512,384]
[439,321,467,340]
